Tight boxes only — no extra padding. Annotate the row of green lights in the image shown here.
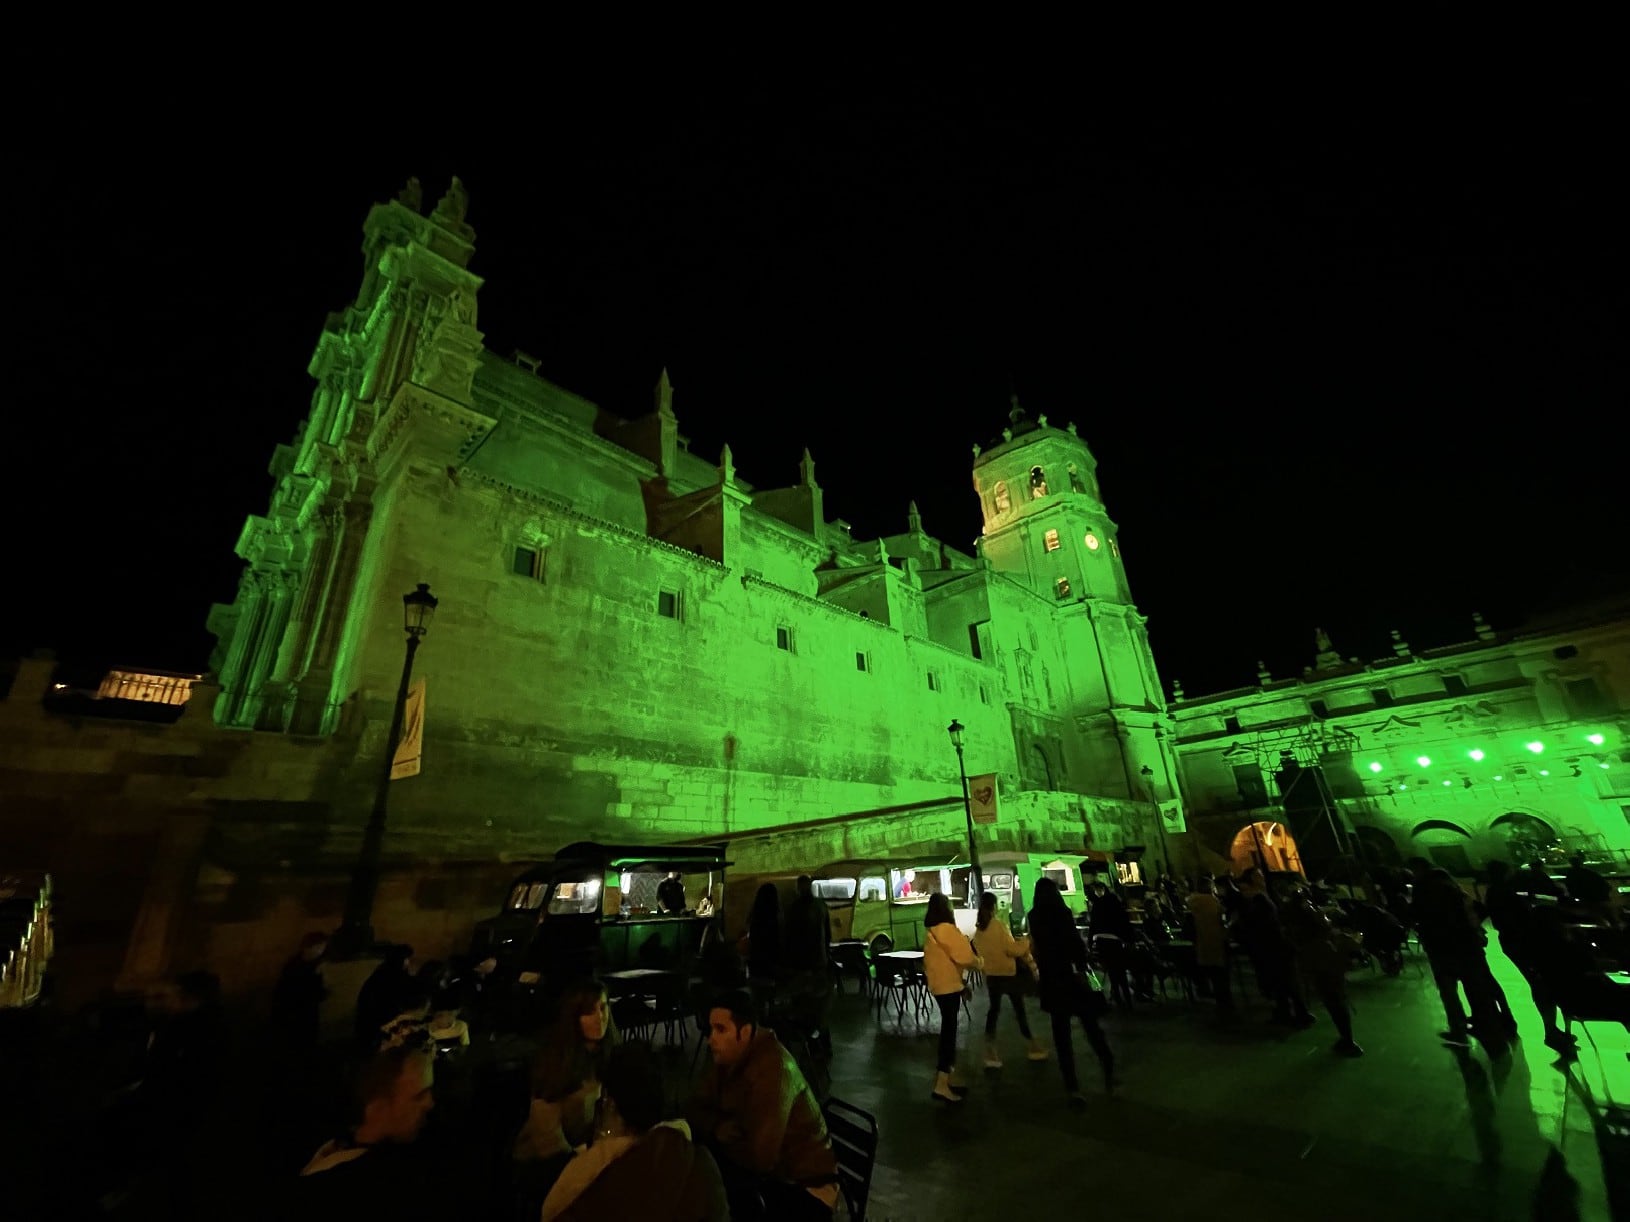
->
[1367,731,1609,775]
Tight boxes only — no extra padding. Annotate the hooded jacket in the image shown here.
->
[543,1120,728,1221]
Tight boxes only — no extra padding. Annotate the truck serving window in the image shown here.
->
[548,878,602,915]
[508,882,548,911]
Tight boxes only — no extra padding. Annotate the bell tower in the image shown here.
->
[972,396,1130,607]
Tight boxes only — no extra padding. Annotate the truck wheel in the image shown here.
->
[868,933,893,958]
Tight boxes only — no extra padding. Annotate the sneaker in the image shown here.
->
[984,1050,1004,1069]
[1333,1039,1365,1058]
[1026,1041,1050,1062]
[1439,1031,1472,1048]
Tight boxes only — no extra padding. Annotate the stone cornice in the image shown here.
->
[741,574,891,629]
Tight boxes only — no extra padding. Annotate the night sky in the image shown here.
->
[12,80,1621,697]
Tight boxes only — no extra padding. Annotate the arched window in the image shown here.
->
[1410,820,1475,875]
[1030,743,1055,790]
[1029,466,1048,497]
[1489,812,1558,862]
[993,481,1011,513]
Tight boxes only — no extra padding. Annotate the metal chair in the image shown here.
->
[822,1096,879,1222]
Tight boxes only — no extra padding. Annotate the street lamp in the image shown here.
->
[947,719,984,905]
[334,582,438,957]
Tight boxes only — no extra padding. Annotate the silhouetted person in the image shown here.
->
[1485,860,1575,1054]
[355,945,418,1048]
[1029,877,1116,1105]
[1236,868,1312,1026]
[658,872,688,914]
[272,932,331,1049]
[1409,860,1508,1055]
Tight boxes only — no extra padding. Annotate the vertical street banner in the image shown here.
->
[391,679,426,780]
[969,773,999,825]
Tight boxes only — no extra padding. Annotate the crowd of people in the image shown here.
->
[66,854,1629,1219]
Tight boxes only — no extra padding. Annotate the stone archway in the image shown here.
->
[1410,820,1475,876]
[1229,820,1303,875]
[1351,824,1403,870]
[1488,811,1560,865]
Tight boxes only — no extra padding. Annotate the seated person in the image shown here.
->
[295,1040,446,1219]
[687,989,839,1220]
[541,1041,727,1220]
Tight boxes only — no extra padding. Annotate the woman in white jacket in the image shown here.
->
[923,892,983,1103]
[971,891,1048,1068]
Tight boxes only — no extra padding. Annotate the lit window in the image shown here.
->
[1055,578,1072,600]
[1044,529,1060,552]
[776,625,794,652]
[657,589,681,620]
[512,545,543,579]
[1030,466,1048,497]
[993,481,1011,513]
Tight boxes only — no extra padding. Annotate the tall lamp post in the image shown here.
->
[335,582,438,957]
[947,719,984,905]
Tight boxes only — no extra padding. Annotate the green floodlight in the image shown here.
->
[1538,769,1550,777]
[1526,741,1545,754]
[1601,762,1612,769]
[1416,755,1432,767]
[1468,748,1485,762]
[1441,779,1452,787]
[1587,733,1605,746]
[1397,783,1408,791]
[1493,773,1504,781]
[1367,761,1383,773]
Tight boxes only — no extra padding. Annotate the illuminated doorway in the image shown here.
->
[1229,821,1303,875]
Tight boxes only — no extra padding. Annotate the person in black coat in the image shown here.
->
[272,932,331,1049]
[1028,878,1116,1105]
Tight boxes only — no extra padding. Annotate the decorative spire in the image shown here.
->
[1066,422,1078,437]
[877,537,890,565]
[1008,394,1025,427]
[971,442,982,458]
[799,447,817,487]
[1472,611,1496,641]
[1171,678,1185,702]
[907,500,923,532]
[719,443,735,486]
[655,368,674,417]
[1037,413,1049,428]
[396,177,424,212]
[1390,628,1410,658]
[431,177,470,229]
[1256,659,1272,685]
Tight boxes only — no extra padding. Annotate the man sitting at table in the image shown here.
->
[687,989,839,1219]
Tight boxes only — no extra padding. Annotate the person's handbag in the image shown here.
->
[1077,966,1110,1017]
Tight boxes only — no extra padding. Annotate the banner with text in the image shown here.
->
[969,773,999,825]
[391,678,426,780]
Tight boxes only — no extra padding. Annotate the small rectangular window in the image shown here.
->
[657,589,680,620]
[1054,577,1072,600]
[1566,676,1611,717]
[968,623,983,659]
[927,670,940,692]
[512,546,542,579]
[1371,688,1394,707]
[1224,716,1242,735]
[979,682,990,705]
[776,625,794,652]
[855,651,870,673]
[1309,699,1329,718]
[1044,529,1060,552]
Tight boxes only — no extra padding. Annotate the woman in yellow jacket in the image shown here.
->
[971,891,1049,1068]
[923,892,983,1103]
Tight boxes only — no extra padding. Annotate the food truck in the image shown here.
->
[471,841,730,1009]
[810,851,978,953]
[980,851,1089,931]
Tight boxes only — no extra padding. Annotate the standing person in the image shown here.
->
[1028,878,1117,1105]
[781,876,833,1052]
[1408,860,1509,1056]
[354,945,417,1048]
[272,932,330,1050]
[1186,877,1233,1017]
[1235,869,1313,1026]
[1087,881,1138,1007]
[923,892,983,1103]
[1280,890,1364,1057]
[1563,853,1614,927]
[1484,861,1576,1055]
[971,891,1047,1067]
[740,883,783,1014]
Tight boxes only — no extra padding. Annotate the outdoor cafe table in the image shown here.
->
[601,968,687,1042]
[873,950,931,1029]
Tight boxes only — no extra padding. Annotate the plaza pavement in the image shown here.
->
[824,945,1629,1222]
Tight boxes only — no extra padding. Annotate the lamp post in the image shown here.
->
[947,719,984,905]
[334,582,438,958]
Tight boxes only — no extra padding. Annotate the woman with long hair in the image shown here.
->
[1029,877,1117,1105]
[923,892,983,1102]
[971,891,1047,1067]
[515,979,621,1172]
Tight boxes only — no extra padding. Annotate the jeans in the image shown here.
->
[935,992,962,1072]
[1047,988,1114,1093]
[984,975,1034,1038]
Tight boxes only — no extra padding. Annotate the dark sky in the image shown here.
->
[11,79,1622,696]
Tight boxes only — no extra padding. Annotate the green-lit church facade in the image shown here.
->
[206,178,1184,883]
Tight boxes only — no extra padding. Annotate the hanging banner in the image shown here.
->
[391,678,426,780]
[1159,799,1187,833]
[969,773,999,825]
